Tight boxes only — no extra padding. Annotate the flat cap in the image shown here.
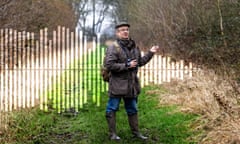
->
[115,21,130,29]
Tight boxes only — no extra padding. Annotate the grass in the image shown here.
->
[44,45,106,112]
[0,85,199,144]
[1,44,200,143]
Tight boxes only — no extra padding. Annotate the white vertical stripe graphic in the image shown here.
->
[0,26,196,115]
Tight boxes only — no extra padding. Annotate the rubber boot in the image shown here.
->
[128,114,148,140]
[106,112,121,141]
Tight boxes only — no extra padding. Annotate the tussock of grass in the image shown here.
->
[160,69,240,144]
[0,86,198,144]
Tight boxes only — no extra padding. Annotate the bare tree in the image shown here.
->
[71,0,115,36]
[0,0,77,32]
[71,0,90,34]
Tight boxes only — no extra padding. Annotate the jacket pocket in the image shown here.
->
[110,78,128,95]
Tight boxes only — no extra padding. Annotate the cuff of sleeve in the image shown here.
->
[148,51,154,57]
[125,61,131,68]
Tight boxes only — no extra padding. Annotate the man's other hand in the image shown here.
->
[150,45,159,53]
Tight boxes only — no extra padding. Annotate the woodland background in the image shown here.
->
[1,0,239,79]
[0,0,240,143]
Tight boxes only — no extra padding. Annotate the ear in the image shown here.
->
[115,30,119,37]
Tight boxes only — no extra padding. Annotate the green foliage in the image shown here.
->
[1,86,200,144]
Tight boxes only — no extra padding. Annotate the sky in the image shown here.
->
[77,1,115,35]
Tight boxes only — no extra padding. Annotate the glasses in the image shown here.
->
[118,28,129,32]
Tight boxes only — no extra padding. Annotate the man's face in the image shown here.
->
[116,26,129,39]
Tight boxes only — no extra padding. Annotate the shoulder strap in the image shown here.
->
[113,40,129,58]
[113,40,121,53]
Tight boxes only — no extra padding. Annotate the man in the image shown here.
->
[104,21,159,141]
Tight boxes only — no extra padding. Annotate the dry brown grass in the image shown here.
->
[160,69,240,144]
